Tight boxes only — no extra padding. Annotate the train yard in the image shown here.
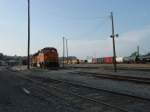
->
[66,63,150,71]
[71,71,150,84]
[0,0,150,112]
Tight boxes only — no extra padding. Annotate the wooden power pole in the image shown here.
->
[110,12,118,72]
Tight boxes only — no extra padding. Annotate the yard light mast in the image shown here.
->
[66,38,69,64]
[62,37,65,68]
[110,12,118,72]
[27,0,31,69]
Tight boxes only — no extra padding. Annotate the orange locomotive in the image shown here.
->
[32,47,59,68]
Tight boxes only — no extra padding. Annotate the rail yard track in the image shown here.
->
[69,66,150,72]
[71,71,150,84]
[14,70,150,112]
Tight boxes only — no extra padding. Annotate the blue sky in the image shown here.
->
[0,0,150,59]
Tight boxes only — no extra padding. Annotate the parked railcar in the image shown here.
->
[116,57,123,63]
[97,58,104,64]
[32,47,59,68]
[87,59,92,64]
[138,55,150,63]
[90,54,150,64]
[123,56,137,63]
[104,57,113,64]
[92,58,97,64]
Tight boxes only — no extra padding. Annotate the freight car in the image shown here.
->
[92,58,97,64]
[31,47,59,68]
[92,57,113,64]
[104,57,113,64]
[92,57,123,64]
[116,57,123,63]
[97,58,104,64]
[91,54,150,64]
[138,54,150,63]
[123,56,139,64]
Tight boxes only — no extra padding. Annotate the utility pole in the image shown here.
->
[27,0,31,69]
[137,46,140,56]
[110,12,118,72]
[62,37,65,68]
[66,39,69,64]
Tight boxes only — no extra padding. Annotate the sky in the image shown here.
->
[0,0,150,59]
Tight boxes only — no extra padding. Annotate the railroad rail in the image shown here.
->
[71,71,150,84]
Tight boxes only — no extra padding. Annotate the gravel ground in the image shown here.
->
[66,64,150,70]
[26,75,150,112]
[19,68,150,100]
[0,70,79,112]
[74,68,150,78]
[6,65,150,111]
[0,68,126,112]
[11,64,150,78]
